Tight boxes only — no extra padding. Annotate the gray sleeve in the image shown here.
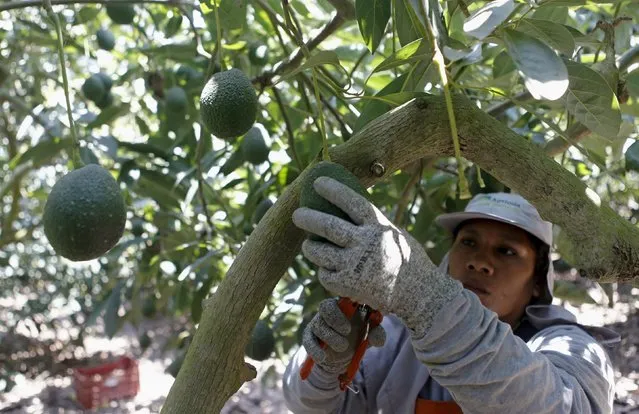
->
[411,290,616,414]
[281,345,368,414]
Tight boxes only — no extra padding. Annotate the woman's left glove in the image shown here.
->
[293,176,463,336]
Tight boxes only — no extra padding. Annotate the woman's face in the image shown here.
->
[448,219,540,327]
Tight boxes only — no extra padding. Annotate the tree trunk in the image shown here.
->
[161,94,639,413]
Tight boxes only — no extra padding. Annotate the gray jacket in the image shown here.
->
[282,288,620,413]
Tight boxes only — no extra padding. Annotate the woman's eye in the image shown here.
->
[460,238,475,247]
[498,247,517,256]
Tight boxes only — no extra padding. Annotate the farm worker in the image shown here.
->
[283,178,620,414]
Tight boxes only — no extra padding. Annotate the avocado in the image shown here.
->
[245,320,275,361]
[299,161,367,241]
[96,28,115,50]
[199,68,258,139]
[241,124,270,165]
[42,164,126,261]
[105,4,135,25]
[81,74,106,103]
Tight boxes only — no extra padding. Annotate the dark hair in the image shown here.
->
[452,221,550,303]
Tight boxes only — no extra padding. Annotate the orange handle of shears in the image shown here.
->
[300,297,359,380]
[339,310,383,391]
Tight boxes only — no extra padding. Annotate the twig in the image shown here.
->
[325,0,355,20]
[0,118,21,244]
[272,13,345,79]
[177,4,211,59]
[251,0,345,90]
[195,137,214,239]
[486,91,532,118]
[348,49,370,79]
[271,87,302,171]
[296,72,352,136]
[43,0,81,168]
[543,124,590,156]
[0,91,55,138]
[419,1,469,198]
[393,161,423,226]
[618,44,639,73]
[0,0,196,12]
[212,0,224,71]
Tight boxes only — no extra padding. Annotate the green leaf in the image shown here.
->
[140,43,198,61]
[394,0,423,46]
[626,71,639,98]
[492,50,516,78]
[79,146,99,165]
[9,137,73,169]
[218,0,247,31]
[538,0,585,5]
[104,281,124,339]
[356,0,391,53]
[502,29,568,101]
[563,26,601,49]
[219,149,245,175]
[117,140,172,160]
[355,61,433,131]
[86,104,130,129]
[464,0,515,40]
[515,18,575,56]
[135,169,186,209]
[564,60,621,138]
[164,15,183,38]
[371,38,432,73]
[531,5,568,23]
[625,140,639,172]
[281,50,348,80]
[76,7,101,23]
[135,115,150,135]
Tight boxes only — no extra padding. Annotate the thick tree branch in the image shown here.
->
[161,94,639,413]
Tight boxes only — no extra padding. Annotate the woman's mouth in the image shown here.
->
[463,283,489,295]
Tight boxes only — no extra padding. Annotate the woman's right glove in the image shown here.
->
[303,297,386,375]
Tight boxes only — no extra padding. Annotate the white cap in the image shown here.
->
[435,193,555,303]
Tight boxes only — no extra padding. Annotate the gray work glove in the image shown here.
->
[303,297,386,374]
[293,176,463,337]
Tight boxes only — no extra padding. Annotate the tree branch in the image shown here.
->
[543,123,590,156]
[0,91,55,138]
[0,0,195,11]
[252,9,346,89]
[272,86,302,171]
[161,94,639,413]
[325,0,355,20]
[393,160,425,226]
[618,44,639,73]
[0,117,21,245]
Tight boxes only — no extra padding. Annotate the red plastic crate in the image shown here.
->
[72,356,140,410]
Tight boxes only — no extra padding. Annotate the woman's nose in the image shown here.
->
[466,255,494,275]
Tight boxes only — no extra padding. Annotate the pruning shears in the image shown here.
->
[299,297,383,392]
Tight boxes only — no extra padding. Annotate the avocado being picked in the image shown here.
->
[299,161,367,241]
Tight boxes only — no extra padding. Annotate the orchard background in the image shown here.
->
[0,0,638,412]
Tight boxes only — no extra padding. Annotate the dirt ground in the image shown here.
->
[1,293,638,414]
